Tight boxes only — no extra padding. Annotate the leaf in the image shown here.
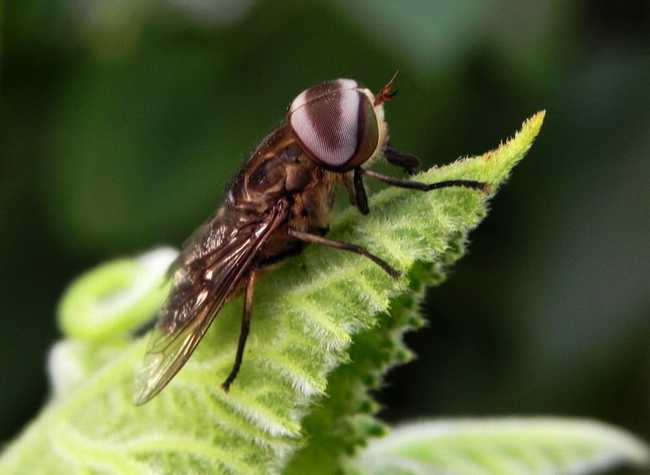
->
[0,113,545,474]
[349,418,650,475]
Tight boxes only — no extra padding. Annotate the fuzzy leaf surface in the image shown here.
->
[0,113,545,474]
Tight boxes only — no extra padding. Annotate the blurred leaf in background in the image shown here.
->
[1,3,648,474]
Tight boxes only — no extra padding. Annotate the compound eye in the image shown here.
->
[288,80,379,171]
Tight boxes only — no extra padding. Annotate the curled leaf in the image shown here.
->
[58,247,177,342]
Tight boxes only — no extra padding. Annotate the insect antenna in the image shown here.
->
[375,70,400,106]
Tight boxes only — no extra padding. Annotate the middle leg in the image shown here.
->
[287,229,401,279]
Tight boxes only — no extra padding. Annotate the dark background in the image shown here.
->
[2,0,649,470]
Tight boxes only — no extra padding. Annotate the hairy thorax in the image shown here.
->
[224,125,341,267]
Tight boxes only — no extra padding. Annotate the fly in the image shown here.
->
[134,73,485,404]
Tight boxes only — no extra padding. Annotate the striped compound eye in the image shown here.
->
[288,79,379,172]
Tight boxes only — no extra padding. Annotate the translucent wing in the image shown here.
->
[134,201,288,404]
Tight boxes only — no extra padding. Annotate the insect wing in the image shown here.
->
[134,201,288,404]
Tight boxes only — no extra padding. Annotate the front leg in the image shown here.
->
[353,167,369,215]
[359,144,477,213]
[362,168,486,193]
[384,145,421,175]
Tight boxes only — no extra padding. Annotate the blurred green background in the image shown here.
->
[1,0,648,470]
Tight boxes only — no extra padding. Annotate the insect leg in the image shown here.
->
[362,168,486,193]
[353,167,369,215]
[384,146,420,174]
[222,271,256,392]
[288,229,401,279]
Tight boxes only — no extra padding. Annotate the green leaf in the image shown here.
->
[0,113,545,474]
[349,418,650,475]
